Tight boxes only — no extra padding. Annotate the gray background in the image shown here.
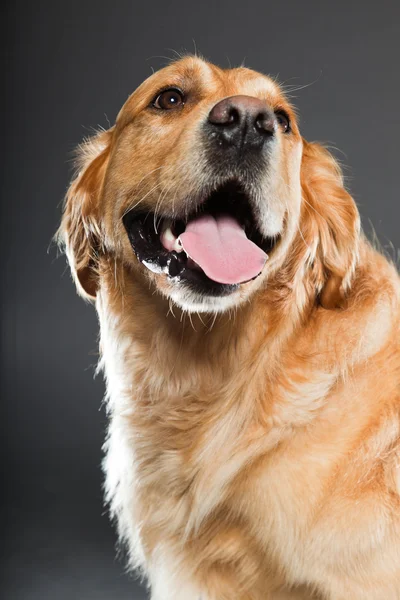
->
[2,1,400,598]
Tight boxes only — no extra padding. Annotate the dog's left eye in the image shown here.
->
[152,88,185,110]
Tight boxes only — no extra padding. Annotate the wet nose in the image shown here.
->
[207,95,276,148]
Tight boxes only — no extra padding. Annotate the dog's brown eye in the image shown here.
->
[153,89,184,110]
[275,111,290,133]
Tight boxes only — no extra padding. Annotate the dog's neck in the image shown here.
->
[95,258,315,405]
[95,246,395,411]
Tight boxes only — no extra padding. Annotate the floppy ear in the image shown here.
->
[57,129,113,300]
[300,140,360,309]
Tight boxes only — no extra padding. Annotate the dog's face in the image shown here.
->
[110,57,302,311]
[59,56,359,313]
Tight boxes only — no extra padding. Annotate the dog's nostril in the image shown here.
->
[227,107,239,124]
[255,113,276,135]
[208,103,240,126]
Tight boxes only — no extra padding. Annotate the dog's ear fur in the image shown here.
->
[300,140,360,309]
[57,129,113,300]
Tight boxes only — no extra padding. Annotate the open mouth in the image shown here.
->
[123,180,280,296]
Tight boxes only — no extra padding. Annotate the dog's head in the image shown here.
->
[58,56,359,313]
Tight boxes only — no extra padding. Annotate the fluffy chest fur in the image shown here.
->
[98,251,400,599]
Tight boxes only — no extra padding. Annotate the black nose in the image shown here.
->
[207,95,276,149]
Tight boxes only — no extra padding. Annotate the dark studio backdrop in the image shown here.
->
[2,1,400,598]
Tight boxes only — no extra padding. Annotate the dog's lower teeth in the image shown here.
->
[160,224,183,253]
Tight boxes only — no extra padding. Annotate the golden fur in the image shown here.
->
[58,56,400,599]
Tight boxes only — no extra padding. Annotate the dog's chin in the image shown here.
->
[163,277,261,314]
[123,179,282,313]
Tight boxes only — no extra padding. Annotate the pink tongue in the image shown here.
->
[179,214,267,285]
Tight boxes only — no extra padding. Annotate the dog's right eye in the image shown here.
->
[152,88,185,110]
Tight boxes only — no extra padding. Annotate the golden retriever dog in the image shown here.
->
[57,56,400,599]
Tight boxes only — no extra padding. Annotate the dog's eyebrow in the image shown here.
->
[173,58,217,89]
[236,74,279,101]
